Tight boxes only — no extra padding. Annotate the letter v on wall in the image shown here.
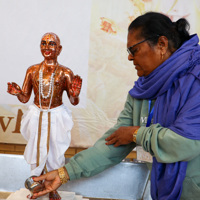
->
[0,117,14,132]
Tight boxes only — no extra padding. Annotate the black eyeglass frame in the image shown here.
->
[127,35,160,56]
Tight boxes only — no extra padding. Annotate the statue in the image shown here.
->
[7,32,82,200]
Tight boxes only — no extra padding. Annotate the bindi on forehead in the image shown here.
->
[43,34,55,42]
[41,33,60,47]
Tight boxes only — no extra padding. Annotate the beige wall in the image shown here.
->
[1,0,200,147]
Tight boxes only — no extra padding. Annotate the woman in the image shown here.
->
[33,12,200,200]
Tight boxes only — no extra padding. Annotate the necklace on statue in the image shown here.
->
[39,62,58,111]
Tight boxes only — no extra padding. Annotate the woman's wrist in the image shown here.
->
[58,167,69,184]
[133,128,139,143]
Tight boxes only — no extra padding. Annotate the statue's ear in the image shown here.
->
[57,45,62,56]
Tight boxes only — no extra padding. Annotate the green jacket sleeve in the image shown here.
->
[137,124,200,163]
[65,94,136,180]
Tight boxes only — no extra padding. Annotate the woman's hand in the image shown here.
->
[32,170,62,199]
[105,126,140,147]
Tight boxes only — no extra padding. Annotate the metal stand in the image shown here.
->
[0,154,151,200]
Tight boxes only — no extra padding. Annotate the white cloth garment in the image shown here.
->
[20,104,73,176]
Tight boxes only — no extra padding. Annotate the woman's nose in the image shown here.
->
[128,53,134,61]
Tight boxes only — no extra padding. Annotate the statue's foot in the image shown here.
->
[49,190,61,200]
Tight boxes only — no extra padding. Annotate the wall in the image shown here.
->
[1,0,200,148]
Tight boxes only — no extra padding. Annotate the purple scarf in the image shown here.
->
[129,34,200,200]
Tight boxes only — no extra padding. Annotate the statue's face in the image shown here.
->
[40,33,61,60]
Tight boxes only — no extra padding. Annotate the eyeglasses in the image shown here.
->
[127,35,160,56]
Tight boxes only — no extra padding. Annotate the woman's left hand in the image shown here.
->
[105,126,140,147]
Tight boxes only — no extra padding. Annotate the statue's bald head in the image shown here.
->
[41,32,61,46]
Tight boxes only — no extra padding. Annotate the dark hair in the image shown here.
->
[128,12,190,51]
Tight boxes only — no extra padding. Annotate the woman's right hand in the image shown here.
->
[7,82,22,95]
[32,170,62,199]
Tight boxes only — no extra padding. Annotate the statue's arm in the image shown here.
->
[64,68,82,106]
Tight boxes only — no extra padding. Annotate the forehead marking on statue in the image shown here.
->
[43,34,52,42]
[46,34,59,45]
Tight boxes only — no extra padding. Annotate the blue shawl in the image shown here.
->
[129,34,200,200]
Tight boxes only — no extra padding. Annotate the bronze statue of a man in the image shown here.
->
[7,32,82,200]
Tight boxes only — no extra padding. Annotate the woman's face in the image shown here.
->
[127,29,163,77]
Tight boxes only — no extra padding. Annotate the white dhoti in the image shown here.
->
[20,104,73,176]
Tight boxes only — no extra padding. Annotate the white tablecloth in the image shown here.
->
[6,188,89,200]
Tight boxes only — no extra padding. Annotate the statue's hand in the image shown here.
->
[7,82,22,96]
[69,75,82,97]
